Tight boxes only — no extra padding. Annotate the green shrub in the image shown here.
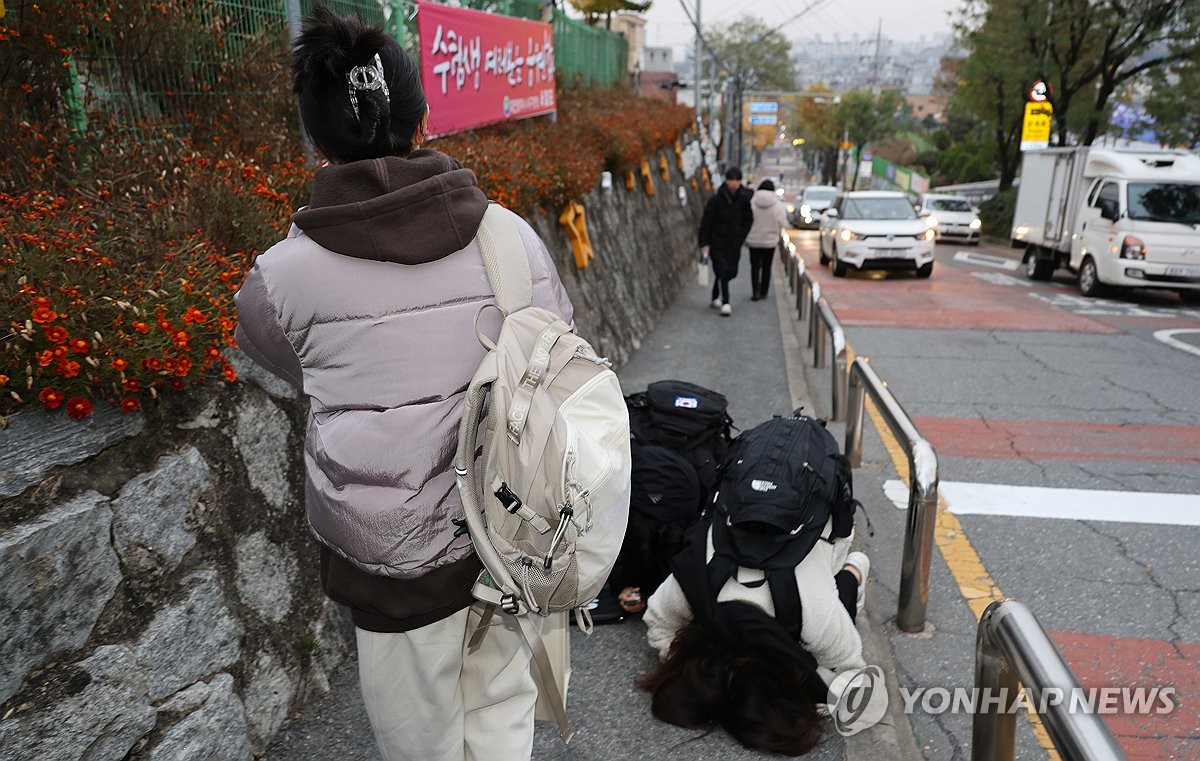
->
[979,188,1017,239]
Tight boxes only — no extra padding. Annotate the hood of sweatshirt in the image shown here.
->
[291,149,488,265]
[752,188,780,209]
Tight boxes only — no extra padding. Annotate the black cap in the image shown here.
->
[759,179,776,191]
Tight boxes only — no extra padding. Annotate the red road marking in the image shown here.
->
[1050,631,1199,760]
[912,417,1200,463]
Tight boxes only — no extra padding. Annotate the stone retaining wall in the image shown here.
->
[0,144,709,760]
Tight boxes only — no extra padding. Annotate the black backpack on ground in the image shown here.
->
[608,381,734,602]
[625,380,734,514]
[672,412,859,662]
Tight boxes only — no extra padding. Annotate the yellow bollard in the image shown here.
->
[559,201,595,269]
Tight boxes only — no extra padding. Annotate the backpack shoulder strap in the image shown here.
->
[477,203,533,315]
[766,568,804,641]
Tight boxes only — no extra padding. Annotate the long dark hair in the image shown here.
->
[290,3,427,163]
[636,622,824,756]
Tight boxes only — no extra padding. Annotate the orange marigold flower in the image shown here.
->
[18,284,37,295]
[171,357,193,377]
[58,360,81,378]
[120,397,140,413]
[168,379,184,391]
[38,388,64,409]
[69,338,89,354]
[173,330,190,348]
[157,319,172,331]
[37,349,55,367]
[0,374,8,385]
[65,396,93,419]
[182,306,207,324]
[31,306,57,324]
[53,345,69,359]
[123,378,141,392]
[45,325,69,344]
[112,357,129,371]
[133,321,149,334]
[141,357,161,372]
[31,296,52,307]
[222,364,238,382]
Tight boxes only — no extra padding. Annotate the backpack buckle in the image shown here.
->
[500,593,520,615]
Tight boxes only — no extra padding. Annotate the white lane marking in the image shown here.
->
[1154,328,1200,358]
[1027,291,1198,318]
[954,251,1020,270]
[971,271,1031,287]
[882,479,1200,526]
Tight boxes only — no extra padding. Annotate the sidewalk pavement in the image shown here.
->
[265,256,921,761]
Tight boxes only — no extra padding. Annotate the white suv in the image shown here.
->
[917,193,982,244]
[818,191,937,278]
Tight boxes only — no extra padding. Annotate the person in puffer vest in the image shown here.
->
[233,5,573,760]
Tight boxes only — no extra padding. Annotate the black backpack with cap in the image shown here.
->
[610,381,734,600]
[672,412,859,656]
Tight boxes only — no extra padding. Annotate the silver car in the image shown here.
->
[818,191,937,278]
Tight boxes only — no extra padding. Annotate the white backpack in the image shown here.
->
[454,204,631,741]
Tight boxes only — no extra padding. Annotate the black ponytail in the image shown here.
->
[291,3,427,163]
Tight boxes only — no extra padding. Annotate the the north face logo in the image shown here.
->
[751,480,777,492]
[649,493,663,504]
[674,396,699,409]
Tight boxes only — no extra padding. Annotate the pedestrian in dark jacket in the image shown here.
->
[698,167,753,316]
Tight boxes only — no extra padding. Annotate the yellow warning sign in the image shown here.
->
[1021,101,1053,151]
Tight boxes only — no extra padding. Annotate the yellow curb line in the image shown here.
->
[847,344,1060,759]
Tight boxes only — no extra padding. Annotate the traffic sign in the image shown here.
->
[1020,101,1053,150]
[748,101,778,113]
[748,115,777,125]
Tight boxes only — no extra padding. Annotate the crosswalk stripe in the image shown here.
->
[883,480,1200,526]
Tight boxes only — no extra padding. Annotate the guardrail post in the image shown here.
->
[807,281,821,348]
[844,358,940,632]
[973,603,1021,761]
[898,437,938,632]
[973,600,1129,761]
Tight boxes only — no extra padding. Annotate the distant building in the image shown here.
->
[792,33,951,96]
[906,94,949,124]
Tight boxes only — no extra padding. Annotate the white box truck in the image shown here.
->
[1011,146,1200,302]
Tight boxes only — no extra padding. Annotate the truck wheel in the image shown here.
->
[1024,248,1055,281]
[832,245,847,277]
[1078,256,1105,297]
[916,262,933,278]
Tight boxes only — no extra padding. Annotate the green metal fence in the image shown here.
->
[552,9,627,88]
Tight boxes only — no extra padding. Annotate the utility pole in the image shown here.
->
[694,0,702,126]
[870,18,882,96]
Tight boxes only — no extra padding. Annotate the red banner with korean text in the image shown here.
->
[416,1,556,137]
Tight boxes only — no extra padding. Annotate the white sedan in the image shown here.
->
[818,191,937,278]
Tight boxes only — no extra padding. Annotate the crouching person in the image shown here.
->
[637,414,875,756]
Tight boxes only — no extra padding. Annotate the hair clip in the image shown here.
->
[347,53,390,120]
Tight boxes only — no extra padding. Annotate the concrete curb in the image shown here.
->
[771,262,923,761]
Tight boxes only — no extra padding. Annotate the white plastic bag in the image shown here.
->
[697,253,710,287]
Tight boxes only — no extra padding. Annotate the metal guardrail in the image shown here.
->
[785,243,845,420]
[844,357,939,633]
[786,243,1122,760]
[784,241,936,630]
[973,600,1128,761]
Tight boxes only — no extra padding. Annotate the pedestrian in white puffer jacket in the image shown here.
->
[233,6,573,761]
[745,179,790,300]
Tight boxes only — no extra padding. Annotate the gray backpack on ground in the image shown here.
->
[454,204,632,741]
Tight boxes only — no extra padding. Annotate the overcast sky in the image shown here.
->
[643,0,965,55]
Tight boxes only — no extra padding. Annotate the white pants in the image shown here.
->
[356,603,541,761]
